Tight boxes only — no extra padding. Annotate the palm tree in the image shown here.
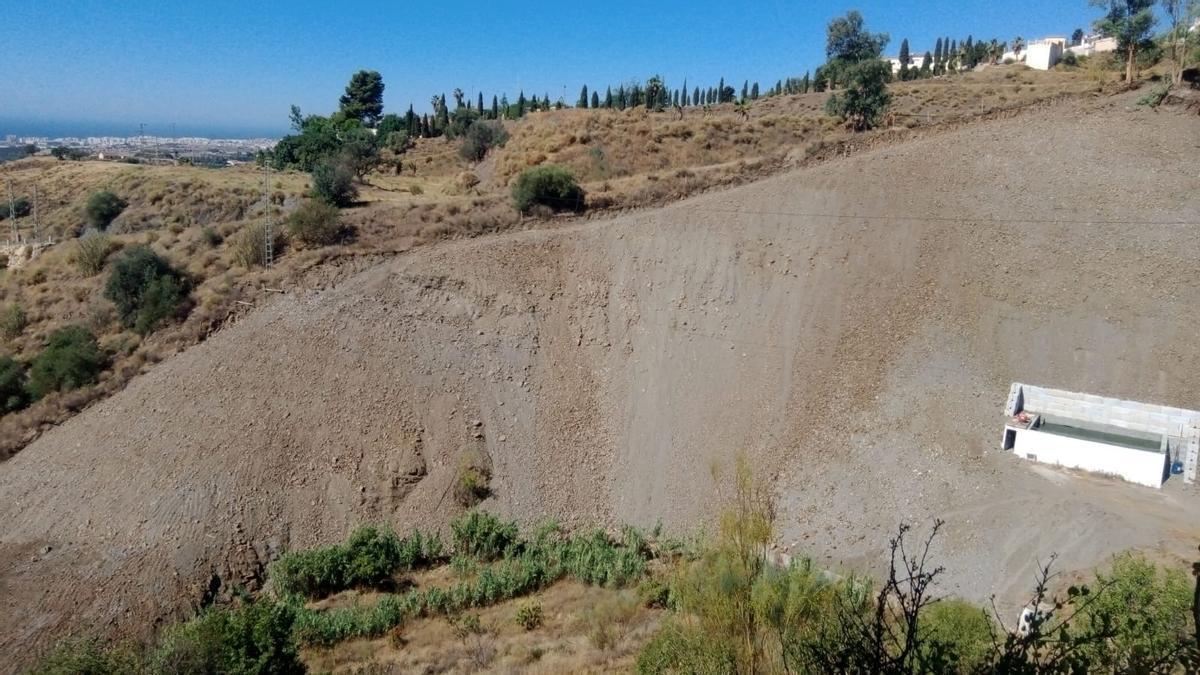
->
[452,88,465,110]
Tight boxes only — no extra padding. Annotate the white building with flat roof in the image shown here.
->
[1002,383,1200,488]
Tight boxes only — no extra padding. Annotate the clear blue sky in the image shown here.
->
[3,0,1105,138]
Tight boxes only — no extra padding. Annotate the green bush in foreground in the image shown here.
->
[25,326,104,399]
[103,245,190,335]
[510,165,585,214]
[31,638,144,675]
[150,597,304,675]
[451,510,518,561]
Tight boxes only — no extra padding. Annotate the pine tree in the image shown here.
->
[591,91,600,108]
[578,84,589,108]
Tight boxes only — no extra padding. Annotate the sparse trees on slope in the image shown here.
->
[338,70,385,126]
[1093,0,1157,82]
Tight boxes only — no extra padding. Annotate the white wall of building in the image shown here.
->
[1025,41,1064,70]
[1010,427,1167,488]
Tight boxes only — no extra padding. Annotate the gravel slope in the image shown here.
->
[2,95,1199,668]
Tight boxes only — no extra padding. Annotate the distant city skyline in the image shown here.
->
[5,1,1114,133]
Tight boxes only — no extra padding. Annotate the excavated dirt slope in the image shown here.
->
[2,95,1199,667]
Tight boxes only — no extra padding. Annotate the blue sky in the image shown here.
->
[3,0,1104,137]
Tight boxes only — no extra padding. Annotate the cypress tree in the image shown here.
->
[934,38,943,69]
[591,91,600,108]
[751,82,759,99]
[605,86,613,108]
[693,86,700,106]
[921,51,933,77]
[478,92,485,116]
[492,95,499,119]
[899,38,911,80]
[681,79,688,105]
[802,71,810,93]
[437,94,449,128]
[517,91,526,116]
[741,80,748,102]
[578,84,589,108]
[776,79,783,95]
[405,104,417,135]
[717,78,725,102]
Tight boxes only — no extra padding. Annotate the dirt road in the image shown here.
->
[2,93,1198,668]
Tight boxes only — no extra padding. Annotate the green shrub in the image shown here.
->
[459,121,509,162]
[454,463,491,507]
[918,599,994,673]
[103,246,190,335]
[637,578,671,608]
[84,190,127,230]
[515,600,544,630]
[636,620,737,674]
[26,326,104,399]
[451,511,519,561]
[310,162,358,207]
[286,200,343,247]
[510,165,585,214]
[150,598,303,675]
[0,356,29,413]
[1,303,26,340]
[1071,553,1193,672]
[31,638,145,675]
[271,525,443,598]
[75,232,114,276]
[0,197,30,221]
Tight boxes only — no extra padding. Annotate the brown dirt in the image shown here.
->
[1,91,1198,670]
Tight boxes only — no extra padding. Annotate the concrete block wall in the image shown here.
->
[1009,383,1199,438]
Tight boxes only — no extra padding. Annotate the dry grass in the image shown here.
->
[301,576,663,674]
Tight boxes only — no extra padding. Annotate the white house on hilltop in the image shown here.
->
[887,53,929,74]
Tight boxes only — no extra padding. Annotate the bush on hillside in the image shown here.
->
[451,511,519,561]
[231,222,285,268]
[271,526,443,598]
[29,638,144,675]
[1,303,26,340]
[459,121,509,162]
[0,197,30,221]
[824,59,892,131]
[26,326,104,399]
[511,165,585,214]
[84,190,127,231]
[0,356,29,413]
[75,232,114,277]
[310,161,358,207]
[286,199,343,247]
[149,598,304,675]
[103,246,191,335]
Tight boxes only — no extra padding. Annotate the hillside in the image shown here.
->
[3,89,1198,670]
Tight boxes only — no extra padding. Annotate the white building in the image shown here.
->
[1067,35,1118,57]
[1002,383,1200,489]
[1025,37,1066,70]
[887,53,929,74]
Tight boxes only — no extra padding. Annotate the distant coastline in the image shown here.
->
[0,117,284,141]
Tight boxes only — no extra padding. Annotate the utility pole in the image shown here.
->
[262,163,273,267]
[6,178,16,243]
[32,184,39,241]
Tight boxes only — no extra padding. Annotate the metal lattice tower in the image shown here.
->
[5,178,16,243]
[263,164,274,267]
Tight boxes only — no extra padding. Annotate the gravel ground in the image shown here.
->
[1,92,1198,669]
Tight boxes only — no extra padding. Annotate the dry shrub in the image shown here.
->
[581,592,640,651]
[231,222,285,268]
[75,232,114,276]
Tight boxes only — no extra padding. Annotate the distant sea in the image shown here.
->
[0,117,284,140]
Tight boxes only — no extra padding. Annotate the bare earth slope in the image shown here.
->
[3,97,1199,667]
